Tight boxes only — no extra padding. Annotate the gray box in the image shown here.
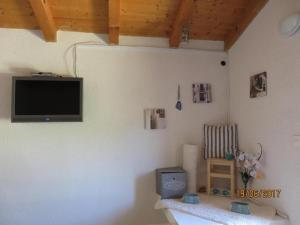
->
[156,167,187,199]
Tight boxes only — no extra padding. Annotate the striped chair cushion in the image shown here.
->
[204,124,238,159]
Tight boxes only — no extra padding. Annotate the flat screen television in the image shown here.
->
[11,76,83,122]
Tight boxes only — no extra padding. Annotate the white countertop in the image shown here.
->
[155,193,290,225]
[164,209,289,225]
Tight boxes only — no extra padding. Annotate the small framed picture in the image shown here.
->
[192,83,211,103]
[250,72,267,98]
[144,108,166,130]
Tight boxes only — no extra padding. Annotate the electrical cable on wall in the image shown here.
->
[67,41,225,78]
[73,43,77,78]
[67,41,107,78]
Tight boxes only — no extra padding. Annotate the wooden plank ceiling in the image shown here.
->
[0,0,268,50]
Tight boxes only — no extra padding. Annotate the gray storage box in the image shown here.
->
[156,167,187,199]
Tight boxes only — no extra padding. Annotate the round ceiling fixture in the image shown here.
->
[279,13,300,37]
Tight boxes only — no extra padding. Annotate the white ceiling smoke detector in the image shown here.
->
[279,13,300,37]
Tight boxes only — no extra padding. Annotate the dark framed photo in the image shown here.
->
[192,83,211,103]
[250,72,267,98]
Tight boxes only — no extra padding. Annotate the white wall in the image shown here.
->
[228,0,300,224]
[0,29,228,225]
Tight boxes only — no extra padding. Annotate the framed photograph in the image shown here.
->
[144,108,166,130]
[250,72,267,98]
[192,83,211,103]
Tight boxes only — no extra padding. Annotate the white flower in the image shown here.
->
[250,170,256,178]
[239,153,245,161]
[236,150,262,180]
[244,152,250,159]
[254,161,261,169]
[244,160,251,169]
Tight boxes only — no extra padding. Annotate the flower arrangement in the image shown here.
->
[236,144,263,189]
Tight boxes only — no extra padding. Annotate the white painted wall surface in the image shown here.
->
[228,0,300,224]
[0,29,228,225]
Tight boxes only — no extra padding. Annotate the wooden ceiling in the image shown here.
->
[0,0,268,50]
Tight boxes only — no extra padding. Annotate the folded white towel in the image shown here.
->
[155,194,276,225]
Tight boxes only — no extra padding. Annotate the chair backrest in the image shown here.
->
[204,124,238,159]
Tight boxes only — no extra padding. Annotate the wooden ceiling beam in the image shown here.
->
[169,0,194,48]
[28,0,57,42]
[224,0,269,51]
[108,0,120,45]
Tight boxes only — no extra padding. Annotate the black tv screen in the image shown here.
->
[12,76,83,122]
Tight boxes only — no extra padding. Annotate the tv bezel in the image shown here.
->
[11,76,83,122]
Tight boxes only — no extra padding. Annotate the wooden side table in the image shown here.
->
[207,158,235,197]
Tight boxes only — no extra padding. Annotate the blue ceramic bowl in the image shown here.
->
[183,193,200,204]
[231,201,251,215]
